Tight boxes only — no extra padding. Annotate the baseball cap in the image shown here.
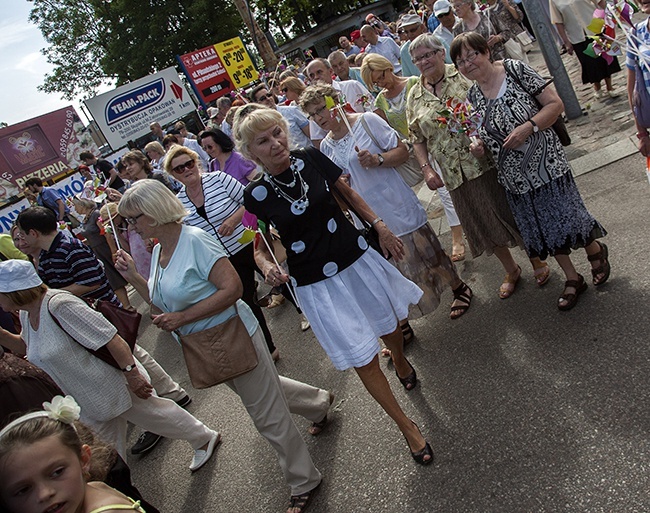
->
[350,29,361,41]
[0,260,43,293]
[434,0,452,16]
[400,14,423,27]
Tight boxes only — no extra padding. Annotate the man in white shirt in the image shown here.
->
[305,58,378,147]
[432,0,457,47]
[360,25,402,74]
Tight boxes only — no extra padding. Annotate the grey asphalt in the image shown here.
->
[125,151,650,513]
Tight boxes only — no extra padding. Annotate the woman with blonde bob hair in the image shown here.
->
[279,76,307,105]
[234,104,435,467]
[115,179,332,513]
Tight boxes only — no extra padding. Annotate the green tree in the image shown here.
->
[29,0,244,100]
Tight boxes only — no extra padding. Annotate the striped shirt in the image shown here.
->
[177,172,249,256]
[38,232,118,304]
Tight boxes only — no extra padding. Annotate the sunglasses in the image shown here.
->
[171,159,196,174]
[281,87,288,93]
[437,10,453,17]
[256,93,274,101]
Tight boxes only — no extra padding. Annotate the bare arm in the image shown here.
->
[628,67,650,155]
[0,327,26,356]
[503,84,564,149]
[413,141,444,189]
[555,23,573,55]
[333,177,405,260]
[218,205,245,236]
[357,139,409,168]
[56,199,66,221]
[114,249,150,302]
[105,334,153,399]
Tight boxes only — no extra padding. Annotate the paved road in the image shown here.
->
[125,152,650,513]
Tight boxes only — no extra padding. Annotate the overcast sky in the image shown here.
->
[0,0,91,126]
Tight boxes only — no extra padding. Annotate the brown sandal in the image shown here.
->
[499,266,522,299]
[587,241,610,286]
[558,274,588,311]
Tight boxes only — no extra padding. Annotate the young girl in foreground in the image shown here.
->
[0,395,146,513]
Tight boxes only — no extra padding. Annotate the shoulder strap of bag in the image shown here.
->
[503,60,553,103]
[359,114,388,153]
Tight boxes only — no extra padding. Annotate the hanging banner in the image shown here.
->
[177,46,232,107]
[0,106,98,193]
[214,37,259,91]
[84,67,195,150]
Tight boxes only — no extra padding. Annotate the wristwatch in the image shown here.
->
[528,119,539,133]
[377,153,384,166]
[122,363,136,372]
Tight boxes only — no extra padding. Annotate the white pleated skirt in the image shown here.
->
[296,248,423,370]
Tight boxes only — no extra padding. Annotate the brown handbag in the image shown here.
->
[176,305,259,389]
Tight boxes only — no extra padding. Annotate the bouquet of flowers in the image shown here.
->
[437,97,483,137]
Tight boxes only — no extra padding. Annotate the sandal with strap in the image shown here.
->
[404,421,434,465]
[307,393,335,436]
[401,321,415,343]
[395,358,417,391]
[288,481,322,513]
[450,282,472,320]
[499,266,522,299]
[558,274,588,311]
[587,241,610,286]
[533,262,551,287]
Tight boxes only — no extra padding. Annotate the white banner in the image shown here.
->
[84,67,196,150]
[0,173,86,234]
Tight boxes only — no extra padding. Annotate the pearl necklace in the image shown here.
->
[265,157,310,215]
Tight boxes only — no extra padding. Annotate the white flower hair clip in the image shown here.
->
[0,395,81,439]
[43,395,81,424]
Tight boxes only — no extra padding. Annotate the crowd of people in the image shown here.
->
[3,0,637,511]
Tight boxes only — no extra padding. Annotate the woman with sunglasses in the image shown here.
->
[280,77,307,106]
[406,33,550,297]
[165,144,280,360]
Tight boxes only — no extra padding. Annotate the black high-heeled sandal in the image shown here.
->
[401,322,414,344]
[395,358,417,391]
[404,422,434,465]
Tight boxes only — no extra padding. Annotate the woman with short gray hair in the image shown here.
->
[451,0,510,60]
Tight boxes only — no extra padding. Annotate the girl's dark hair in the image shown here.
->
[198,129,234,153]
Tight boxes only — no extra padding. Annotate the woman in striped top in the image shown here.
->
[165,144,278,358]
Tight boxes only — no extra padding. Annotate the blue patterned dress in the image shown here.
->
[467,59,606,259]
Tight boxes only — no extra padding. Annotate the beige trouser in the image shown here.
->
[227,328,322,496]
[133,344,187,402]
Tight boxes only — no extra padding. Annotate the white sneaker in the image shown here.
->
[189,431,221,472]
[594,89,605,100]
[607,89,619,98]
[301,318,311,331]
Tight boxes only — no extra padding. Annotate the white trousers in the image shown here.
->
[133,344,187,402]
[226,328,322,496]
[431,158,460,227]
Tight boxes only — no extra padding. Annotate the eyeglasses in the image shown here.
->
[371,69,386,86]
[455,50,480,68]
[126,213,144,225]
[256,93,274,102]
[306,104,330,120]
[412,50,439,64]
[171,159,196,174]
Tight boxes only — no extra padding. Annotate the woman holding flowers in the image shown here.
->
[406,33,549,298]
[234,104,434,466]
[450,32,609,310]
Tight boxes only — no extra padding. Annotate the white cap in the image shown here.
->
[0,260,43,293]
[434,0,452,16]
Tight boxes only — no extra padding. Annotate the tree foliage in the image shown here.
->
[29,0,244,100]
